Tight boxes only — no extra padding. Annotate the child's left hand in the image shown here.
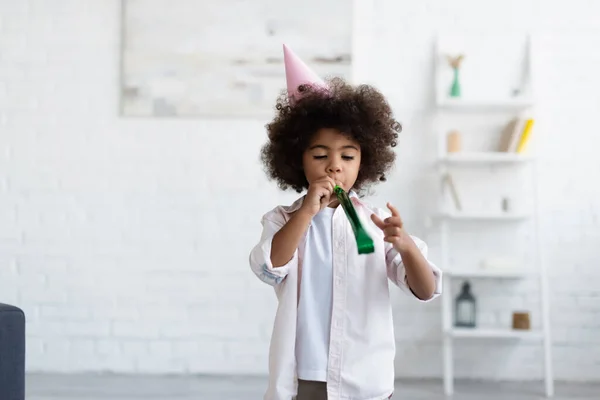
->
[371,202,412,253]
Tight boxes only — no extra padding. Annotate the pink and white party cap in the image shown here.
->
[283,44,327,103]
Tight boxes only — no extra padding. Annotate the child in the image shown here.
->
[249,44,442,400]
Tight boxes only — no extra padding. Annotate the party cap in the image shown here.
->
[283,44,327,103]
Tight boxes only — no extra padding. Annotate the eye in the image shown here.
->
[313,155,327,160]
[342,156,355,161]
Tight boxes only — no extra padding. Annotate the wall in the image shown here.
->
[369,0,600,382]
[0,0,599,381]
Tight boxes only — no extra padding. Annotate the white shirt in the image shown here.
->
[296,206,335,381]
[249,192,442,400]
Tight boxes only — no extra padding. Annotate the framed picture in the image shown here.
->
[119,0,354,118]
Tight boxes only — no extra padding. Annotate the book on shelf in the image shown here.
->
[516,119,534,153]
[498,113,534,153]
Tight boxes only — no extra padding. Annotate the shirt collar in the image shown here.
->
[282,190,364,214]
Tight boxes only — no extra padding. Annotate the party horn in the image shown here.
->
[333,185,374,254]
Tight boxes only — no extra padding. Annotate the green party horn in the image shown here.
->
[334,185,375,254]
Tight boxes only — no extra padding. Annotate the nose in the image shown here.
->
[327,158,342,174]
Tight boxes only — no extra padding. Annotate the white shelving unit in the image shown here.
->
[436,97,534,111]
[438,152,534,165]
[445,268,533,279]
[448,327,544,340]
[432,34,554,397]
[436,211,530,221]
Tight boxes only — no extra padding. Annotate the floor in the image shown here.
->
[26,374,600,400]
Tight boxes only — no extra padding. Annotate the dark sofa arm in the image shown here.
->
[0,303,25,400]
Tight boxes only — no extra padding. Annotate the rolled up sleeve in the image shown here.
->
[249,212,297,286]
[385,236,442,302]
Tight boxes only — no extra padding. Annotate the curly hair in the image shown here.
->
[260,77,401,193]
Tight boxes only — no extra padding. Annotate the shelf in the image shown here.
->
[434,33,553,398]
[438,152,533,165]
[447,328,543,340]
[436,212,529,221]
[436,97,533,111]
[446,268,532,279]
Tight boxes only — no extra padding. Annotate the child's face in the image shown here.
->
[302,128,361,192]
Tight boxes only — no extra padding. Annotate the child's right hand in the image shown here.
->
[299,176,339,218]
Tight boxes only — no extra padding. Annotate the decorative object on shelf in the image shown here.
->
[512,311,531,330]
[454,281,476,328]
[501,197,512,212]
[446,130,462,153]
[442,173,462,211]
[512,43,531,98]
[446,54,464,98]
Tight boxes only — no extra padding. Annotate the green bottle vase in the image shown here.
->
[450,67,461,97]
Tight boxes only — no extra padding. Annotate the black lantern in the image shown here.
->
[455,281,476,328]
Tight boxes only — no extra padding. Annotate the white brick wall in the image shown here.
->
[1,0,599,381]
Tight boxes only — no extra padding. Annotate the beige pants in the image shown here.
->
[296,380,392,400]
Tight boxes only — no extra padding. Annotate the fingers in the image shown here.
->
[372,214,403,229]
[372,203,404,245]
[383,216,402,225]
[326,177,337,192]
[383,236,400,244]
[370,213,386,230]
[385,203,403,228]
[327,176,339,188]
[316,186,332,208]
[311,177,345,199]
[311,177,334,194]
[314,178,335,210]
[317,176,343,189]
[316,177,344,209]
[320,193,331,209]
[314,176,336,193]
[382,225,402,237]
[387,202,400,218]
[381,224,403,246]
